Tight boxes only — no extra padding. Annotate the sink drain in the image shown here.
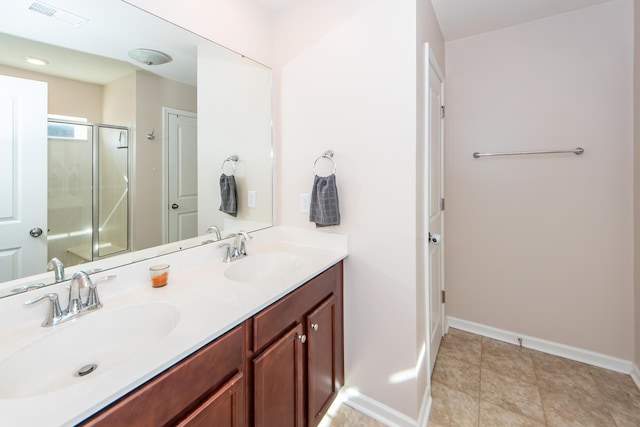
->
[75,363,98,377]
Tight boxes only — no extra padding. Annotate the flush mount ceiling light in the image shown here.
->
[25,56,49,66]
[127,48,172,66]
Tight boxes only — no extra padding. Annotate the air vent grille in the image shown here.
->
[27,1,89,27]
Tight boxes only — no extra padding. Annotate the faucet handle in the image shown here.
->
[84,275,116,310]
[217,243,233,263]
[25,293,63,327]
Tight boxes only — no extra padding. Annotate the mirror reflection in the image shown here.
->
[0,0,273,294]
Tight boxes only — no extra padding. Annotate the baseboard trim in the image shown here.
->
[447,317,633,375]
[631,363,640,390]
[339,388,418,427]
[417,389,432,427]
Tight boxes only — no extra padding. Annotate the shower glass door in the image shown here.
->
[47,119,130,266]
[47,121,94,265]
[96,126,129,258]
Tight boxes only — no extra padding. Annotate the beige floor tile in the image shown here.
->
[432,381,480,426]
[588,367,640,427]
[480,367,545,423]
[537,374,616,427]
[479,400,545,427]
[438,332,482,366]
[447,327,483,343]
[530,351,594,390]
[432,354,481,398]
[481,337,537,384]
[320,404,354,426]
[346,408,389,427]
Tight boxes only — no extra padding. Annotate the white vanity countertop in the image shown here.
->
[0,227,347,427]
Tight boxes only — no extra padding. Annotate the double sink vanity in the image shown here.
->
[0,227,348,426]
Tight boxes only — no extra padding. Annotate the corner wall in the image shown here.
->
[275,0,442,421]
[445,0,634,360]
[634,0,640,371]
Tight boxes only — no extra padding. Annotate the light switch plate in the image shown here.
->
[248,191,256,208]
[300,193,310,213]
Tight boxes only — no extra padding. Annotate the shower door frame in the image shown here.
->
[48,118,131,262]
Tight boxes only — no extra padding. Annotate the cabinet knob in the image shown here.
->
[298,334,307,343]
[311,323,319,331]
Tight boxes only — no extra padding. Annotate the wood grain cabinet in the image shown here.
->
[81,261,343,427]
[252,262,344,427]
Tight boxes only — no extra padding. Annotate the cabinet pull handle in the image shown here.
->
[311,323,319,331]
[298,334,307,343]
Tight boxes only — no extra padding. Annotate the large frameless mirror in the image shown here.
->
[0,0,273,298]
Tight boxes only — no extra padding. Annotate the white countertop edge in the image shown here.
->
[0,227,348,427]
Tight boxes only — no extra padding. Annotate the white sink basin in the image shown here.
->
[0,303,180,399]
[224,252,303,283]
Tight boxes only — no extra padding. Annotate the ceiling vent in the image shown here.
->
[27,1,89,27]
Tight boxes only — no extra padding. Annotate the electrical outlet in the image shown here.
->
[248,191,256,208]
[300,193,310,213]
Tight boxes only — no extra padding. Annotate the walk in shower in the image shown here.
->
[47,118,130,266]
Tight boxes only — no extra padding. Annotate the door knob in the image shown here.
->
[171,203,179,210]
[428,232,442,245]
[310,323,319,331]
[298,334,307,343]
[29,227,43,237]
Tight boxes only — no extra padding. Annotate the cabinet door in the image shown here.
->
[253,323,305,427]
[307,295,338,426]
[176,372,245,427]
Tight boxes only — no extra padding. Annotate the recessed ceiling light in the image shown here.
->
[25,56,49,66]
[128,49,172,66]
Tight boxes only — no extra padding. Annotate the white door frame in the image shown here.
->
[162,107,197,244]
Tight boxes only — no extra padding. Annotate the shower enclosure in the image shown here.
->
[47,119,130,266]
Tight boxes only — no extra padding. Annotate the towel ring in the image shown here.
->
[313,150,336,176]
[221,155,238,175]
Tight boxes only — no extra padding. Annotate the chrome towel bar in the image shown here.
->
[473,147,584,159]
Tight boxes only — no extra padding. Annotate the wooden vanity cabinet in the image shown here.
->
[252,261,344,427]
[82,260,343,427]
[82,321,247,427]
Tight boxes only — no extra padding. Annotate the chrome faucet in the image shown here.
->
[235,230,253,256]
[206,225,222,241]
[24,272,115,327]
[218,231,252,263]
[47,257,64,283]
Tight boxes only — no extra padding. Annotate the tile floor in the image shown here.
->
[322,328,640,426]
[431,328,640,427]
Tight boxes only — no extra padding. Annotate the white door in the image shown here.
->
[167,110,198,243]
[427,52,445,372]
[0,75,48,281]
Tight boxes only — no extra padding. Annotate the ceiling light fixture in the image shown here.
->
[25,56,49,66]
[27,1,89,27]
[127,48,172,66]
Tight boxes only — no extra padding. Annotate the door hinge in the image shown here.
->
[440,105,445,119]
[440,198,445,211]
[441,290,446,304]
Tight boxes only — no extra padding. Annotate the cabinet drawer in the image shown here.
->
[253,263,340,353]
[83,322,246,427]
[176,372,245,427]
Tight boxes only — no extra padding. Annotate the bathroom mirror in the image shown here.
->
[0,0,273,296]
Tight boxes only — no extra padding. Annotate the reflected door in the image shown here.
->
[0,75,47,281]
[167,111,198,242]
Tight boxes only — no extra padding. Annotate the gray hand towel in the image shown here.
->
[219,174,238,217]
[309,174,340,227]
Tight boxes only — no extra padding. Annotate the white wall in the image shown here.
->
[197,43,273,236]
[275,0,443,420]
[445,0,634,360]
